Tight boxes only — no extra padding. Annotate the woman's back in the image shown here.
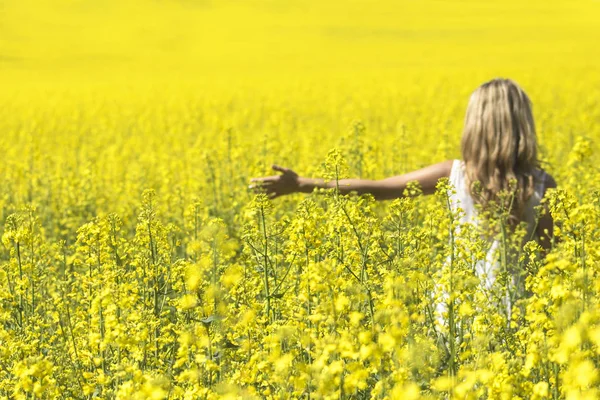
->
[448,159,549,290]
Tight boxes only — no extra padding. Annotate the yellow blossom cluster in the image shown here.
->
[1,0,600,398]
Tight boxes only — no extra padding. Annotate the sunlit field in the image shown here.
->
[1,0,600,398]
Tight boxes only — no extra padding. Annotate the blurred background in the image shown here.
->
[1,0,599,85]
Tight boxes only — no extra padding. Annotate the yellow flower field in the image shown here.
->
[1,0,600,398]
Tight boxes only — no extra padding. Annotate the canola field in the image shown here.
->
[1,0,600,398]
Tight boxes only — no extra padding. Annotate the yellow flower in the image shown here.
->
[179,294,197,310]
[532,382,549,399]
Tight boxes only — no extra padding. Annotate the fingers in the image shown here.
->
[251,176,278,183]
[249,180,275,188]
[248,170,288,199]
[248,184,273,196]
[248,178,275,194]
[247,182,281,199]
[249,182,274,189]
[248,181,276,194]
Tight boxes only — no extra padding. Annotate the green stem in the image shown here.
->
[445,195,457,378]
[260,206,271,323]
[16,241,23,328]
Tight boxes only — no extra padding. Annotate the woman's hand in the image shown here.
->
[250,165,300,199]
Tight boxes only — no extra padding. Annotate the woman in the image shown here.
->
[250,78,557,254]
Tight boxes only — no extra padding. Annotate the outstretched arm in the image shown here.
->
[250,160,454,200]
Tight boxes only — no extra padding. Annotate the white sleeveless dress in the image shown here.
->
[438,160,548,321]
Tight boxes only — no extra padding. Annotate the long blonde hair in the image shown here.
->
[461,78,539,224]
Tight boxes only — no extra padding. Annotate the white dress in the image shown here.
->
[439,160,548,320]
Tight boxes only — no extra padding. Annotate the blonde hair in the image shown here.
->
[461,78,539,224]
